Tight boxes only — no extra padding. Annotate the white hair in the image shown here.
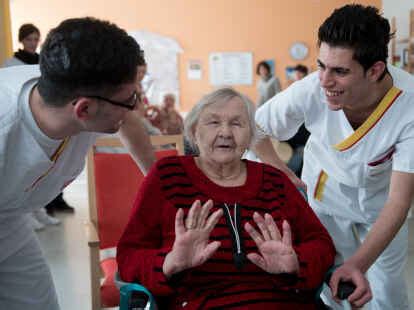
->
[184,87,257,152]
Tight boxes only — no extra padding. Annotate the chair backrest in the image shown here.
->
[87,134,184,249]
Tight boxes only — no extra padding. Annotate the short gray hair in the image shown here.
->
[184,87,257,152]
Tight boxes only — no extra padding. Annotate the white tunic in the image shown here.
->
[255,66,414,224]
[0,65,98,259]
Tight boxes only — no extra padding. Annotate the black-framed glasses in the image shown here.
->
[80,91,140,110]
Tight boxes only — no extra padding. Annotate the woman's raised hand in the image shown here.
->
[163,200,223,278]
[244,212,299,275]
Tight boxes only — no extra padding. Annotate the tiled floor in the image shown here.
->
[37,168,414,310]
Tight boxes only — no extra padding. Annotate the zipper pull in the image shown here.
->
[233,252,246,270]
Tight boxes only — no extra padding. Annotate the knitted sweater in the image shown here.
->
[117,156,335,309]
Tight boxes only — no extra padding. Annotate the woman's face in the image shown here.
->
[194,97,251,165]
[259,65,269,78]
[21,32,40,54]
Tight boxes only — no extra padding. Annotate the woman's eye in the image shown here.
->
[207,121,219,125]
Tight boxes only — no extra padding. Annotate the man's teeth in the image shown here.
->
[326,90,343,97]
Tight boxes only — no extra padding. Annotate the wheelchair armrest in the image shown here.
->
[115,271,157,310]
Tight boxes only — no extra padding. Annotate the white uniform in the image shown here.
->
[0,65,99,309]
[255,66,414,310]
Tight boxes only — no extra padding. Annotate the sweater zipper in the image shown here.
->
[223,203,241,254]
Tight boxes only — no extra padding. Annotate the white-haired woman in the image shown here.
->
[117,88,335,309]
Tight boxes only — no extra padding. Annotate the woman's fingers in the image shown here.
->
[175,208,185,235]
[281,220,292,247]
[186,200,201,230]
[264,213,281,240]
[197,199,213,228]
[200,241,221,263]
[205,208,223,233]
[246,252,266,270]
[244,221,264,246]
[253,212,272,241]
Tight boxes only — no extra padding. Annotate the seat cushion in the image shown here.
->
[101,258,119,307]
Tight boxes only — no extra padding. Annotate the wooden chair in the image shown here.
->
[85,134,184,310]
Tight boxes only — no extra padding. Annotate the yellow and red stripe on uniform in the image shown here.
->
[313,170,328,201]
[334,87,402,152]
[25,138,70,192]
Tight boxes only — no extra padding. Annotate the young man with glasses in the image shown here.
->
[0,17,155,310]
[253,4,414,309]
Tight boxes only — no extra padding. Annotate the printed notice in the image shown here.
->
[209,52,253,86]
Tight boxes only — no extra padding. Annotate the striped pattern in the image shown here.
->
[334,87,402,151]
[117,156,335,309]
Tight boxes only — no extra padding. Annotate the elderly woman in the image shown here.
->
[159,93,184,134]
[117,88,335,309]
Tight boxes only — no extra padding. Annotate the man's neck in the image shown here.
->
[344,74,393,129]
[29,86,78,140]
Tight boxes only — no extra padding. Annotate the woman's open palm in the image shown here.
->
[244,212,299,274]
[163,200,223,277]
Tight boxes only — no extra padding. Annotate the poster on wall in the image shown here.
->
[209,52,253,86]
[187,59,202,80]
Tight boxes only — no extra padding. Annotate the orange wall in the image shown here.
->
[10,0,381,111]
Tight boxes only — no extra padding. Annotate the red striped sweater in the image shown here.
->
[117,156,335,309]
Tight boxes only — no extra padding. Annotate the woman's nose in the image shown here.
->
[218,124,232,136]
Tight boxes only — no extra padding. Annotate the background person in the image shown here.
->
[159,93,183,134]
[2,23,40,67]
[256,60,281,108]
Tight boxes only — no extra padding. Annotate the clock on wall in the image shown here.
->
[289,42,309,60]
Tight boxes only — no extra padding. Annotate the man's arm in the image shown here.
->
[118,111,156,175]
[330,170,414,307]
[253,136,306,189]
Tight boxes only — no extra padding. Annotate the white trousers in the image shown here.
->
[0,219,59,310]
[318,213,410,310]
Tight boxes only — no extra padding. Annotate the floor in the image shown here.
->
[37,168,414,310]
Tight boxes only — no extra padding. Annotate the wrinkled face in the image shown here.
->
[318,42,372,111]
[163,95,175,109]
[137,65,147,82]
[194,97,251,165]
[88,82,137,133]
[21,32,40,54]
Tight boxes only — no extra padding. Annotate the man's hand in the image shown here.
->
[329,261,372,307]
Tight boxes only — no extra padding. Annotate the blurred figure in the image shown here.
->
[294,64,309,81]
[2,23,40,67]
[256,60,281,107]
[159,93,183,134]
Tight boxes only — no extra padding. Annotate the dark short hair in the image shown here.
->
[256,61,271,75]
[294,64,308,76]
[18,23,40,41]
[38,17,144,106]
[318,4,393,79]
